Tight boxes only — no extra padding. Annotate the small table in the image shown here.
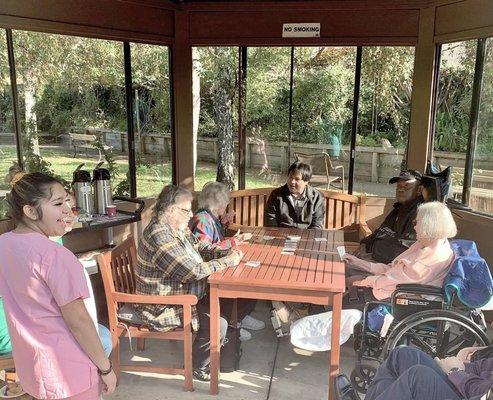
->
[208,227,345,399]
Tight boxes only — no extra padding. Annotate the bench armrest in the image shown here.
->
[358,222,372,240]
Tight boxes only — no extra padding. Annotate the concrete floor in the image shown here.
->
[105,302,493,400]
[105,302,357,400]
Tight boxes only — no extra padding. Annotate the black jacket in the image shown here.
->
[362,196,424,263]
[264,184,326,229]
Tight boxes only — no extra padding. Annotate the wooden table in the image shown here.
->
[208,227,345,399]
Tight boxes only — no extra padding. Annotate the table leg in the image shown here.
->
[210,284,220,395]
[329,292,343,400]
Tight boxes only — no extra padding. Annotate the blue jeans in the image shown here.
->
[366,347,462,400]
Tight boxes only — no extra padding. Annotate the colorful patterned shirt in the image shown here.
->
[135,217,237,332]
[189,209,238,250]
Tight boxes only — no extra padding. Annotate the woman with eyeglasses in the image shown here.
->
[189,182,264,342]
[342,201,457,302]
[134,184,243,381]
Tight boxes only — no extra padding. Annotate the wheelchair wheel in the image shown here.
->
[350,365,377,394]
[382,309,490,359]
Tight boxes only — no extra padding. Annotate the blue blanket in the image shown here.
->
[444,255,493,308]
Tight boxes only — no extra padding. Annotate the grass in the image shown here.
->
[0,145,282,203]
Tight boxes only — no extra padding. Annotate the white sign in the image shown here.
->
[282,23,320,38]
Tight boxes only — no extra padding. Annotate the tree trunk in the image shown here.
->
[192,47,201,176]
[213,53,235,190]
[25,85,40,156]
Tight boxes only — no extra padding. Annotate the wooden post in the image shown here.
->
[371,151,379,182]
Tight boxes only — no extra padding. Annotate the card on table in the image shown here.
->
[280,250,295,255]
[263,235,275,241]
[314,237,328,242]
[336,246,346,259]
[245,261,261,267]
[286,235,301,241]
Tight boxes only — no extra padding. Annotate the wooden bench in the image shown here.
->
[69,132,113,161]
[226,187,371,241]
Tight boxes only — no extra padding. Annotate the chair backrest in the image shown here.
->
[294,152,329,176]
[227,187,366,230]
[98,236,138,322]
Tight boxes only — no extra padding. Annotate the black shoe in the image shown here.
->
[334,374,360,400]
[193,368,211,382]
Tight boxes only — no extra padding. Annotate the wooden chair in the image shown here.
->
[227,187,371,241]
[97,236,197,391]
[0,353,14,371]
[295,152,345,192]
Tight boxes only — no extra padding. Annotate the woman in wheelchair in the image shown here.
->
[343,201,457,303]
[336,345,493,400]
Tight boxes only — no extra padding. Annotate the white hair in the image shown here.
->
[416,201,457,240]
[197,181,230,211]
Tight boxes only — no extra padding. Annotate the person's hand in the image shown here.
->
[434,356,465,373]
[229,249,244,266]
[221,211,235,225]
[342,254,369,270]
[237,232,253,242]
[457,346,481,362]
[101,369,117,394]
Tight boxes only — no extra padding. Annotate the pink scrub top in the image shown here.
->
[0,231,98,399]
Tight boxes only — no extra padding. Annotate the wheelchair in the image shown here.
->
[350,271,492,394]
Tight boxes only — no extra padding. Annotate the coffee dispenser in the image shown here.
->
[72,164,93,215]
[93,167,112,215]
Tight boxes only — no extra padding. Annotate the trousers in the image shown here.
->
[366,346,462,400]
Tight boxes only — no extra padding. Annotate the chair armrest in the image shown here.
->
[393,284,444,297]
[113,292,198,306]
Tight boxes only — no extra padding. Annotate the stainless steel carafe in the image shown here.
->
[72,165,93,215]
[93,167,112,215]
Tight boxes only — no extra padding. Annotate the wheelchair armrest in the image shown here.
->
[394,284,444,296]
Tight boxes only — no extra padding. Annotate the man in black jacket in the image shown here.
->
[264,161,326,229]
[347,169,424,281]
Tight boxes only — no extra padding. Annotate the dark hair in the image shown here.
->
[6,172,63,223]
[153,184,192,218]
[287,161,312,181]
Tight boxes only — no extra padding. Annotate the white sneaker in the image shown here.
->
[241,315,266,331]
[239,328,252,341]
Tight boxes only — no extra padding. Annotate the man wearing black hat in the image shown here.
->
[347,169,424,280]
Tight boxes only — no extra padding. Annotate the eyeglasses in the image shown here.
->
[176,206,193,215]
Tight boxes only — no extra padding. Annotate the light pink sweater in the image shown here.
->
[359,238,455,300]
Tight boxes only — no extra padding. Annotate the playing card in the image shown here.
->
[263,235,275,240]
[245,261,261,267]
[280,251,295,255]
[314,237,327,242]
[336,246,346,259]
[286,235,301,241]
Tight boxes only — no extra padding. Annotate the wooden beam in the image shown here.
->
[172,10,195,190]
[406,6,437,173]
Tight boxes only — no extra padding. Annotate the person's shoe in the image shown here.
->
[334,374,360,400]
[241,315,266,330]
[239,328,252,341]
[193,368,211,382]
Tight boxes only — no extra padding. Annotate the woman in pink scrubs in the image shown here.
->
[0,172,116,399]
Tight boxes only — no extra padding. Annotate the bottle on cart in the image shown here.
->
[93,166,112,215]
[72,164,94,215]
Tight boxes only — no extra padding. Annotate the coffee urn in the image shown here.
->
[93,167,112,215]
[72,166,93,215]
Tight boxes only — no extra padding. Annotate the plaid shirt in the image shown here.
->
[189,209,238,250]
[135,217,235,332]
